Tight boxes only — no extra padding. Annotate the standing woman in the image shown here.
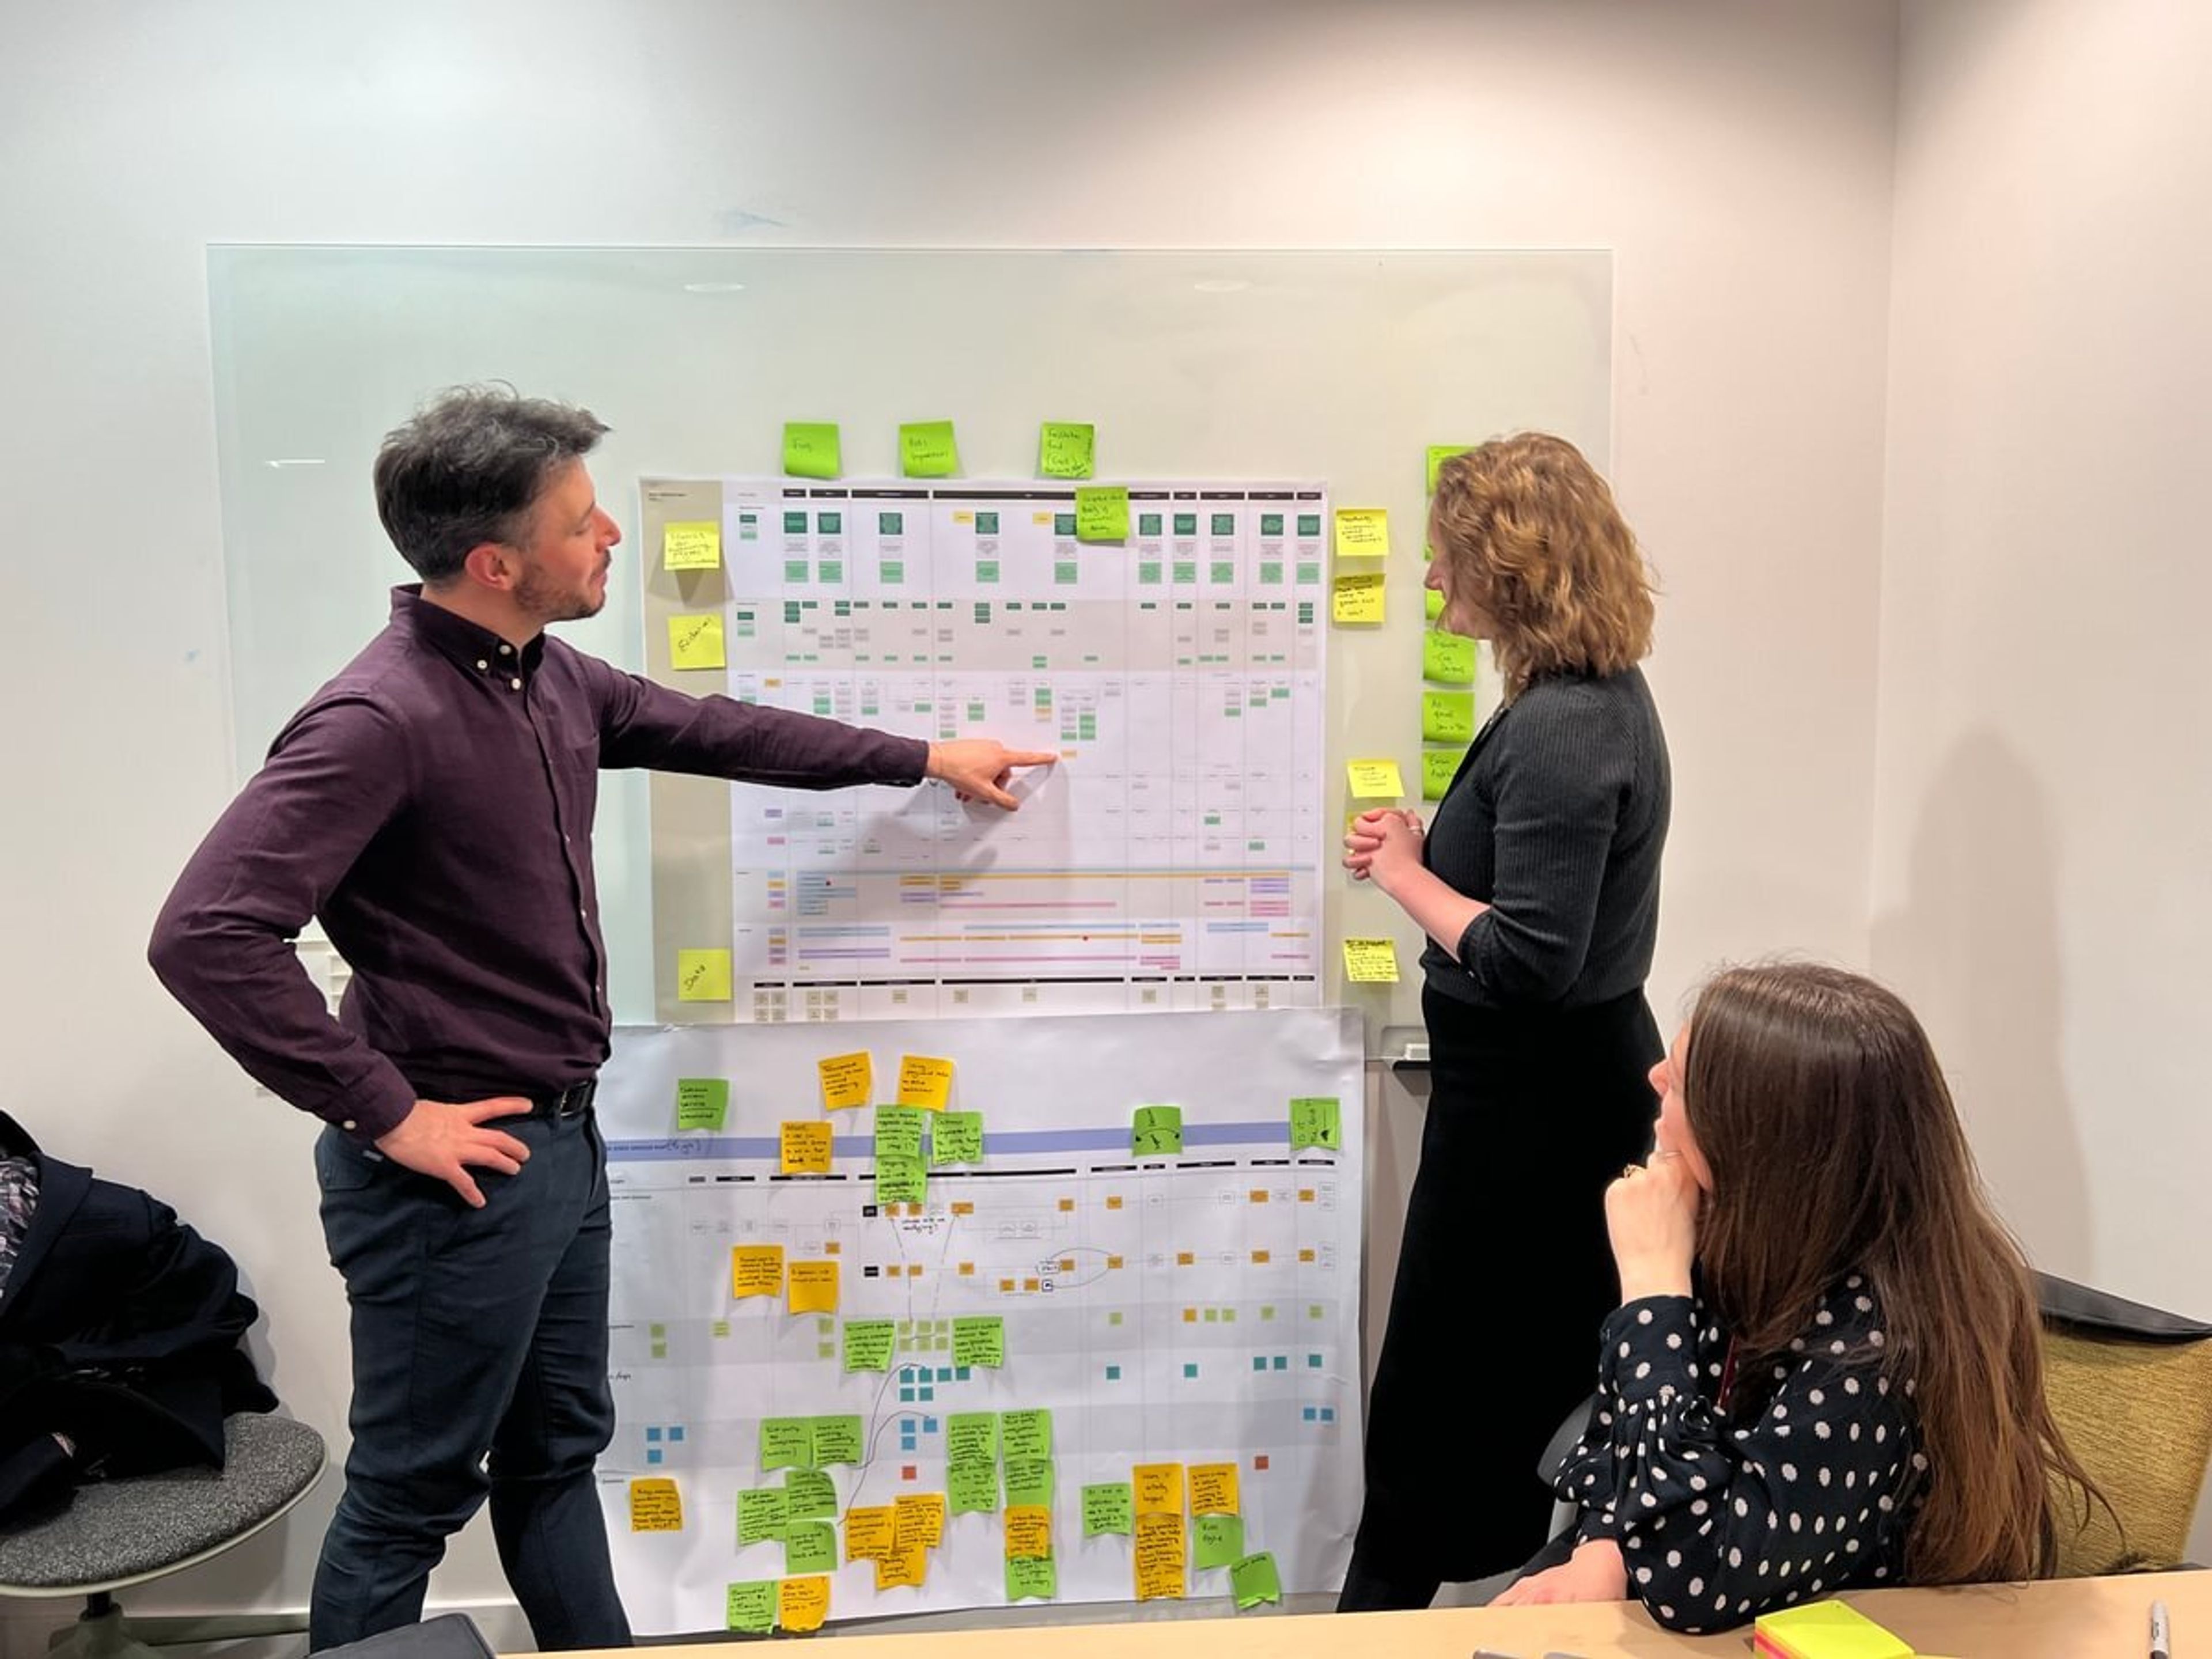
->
[1338,433,1670,1609]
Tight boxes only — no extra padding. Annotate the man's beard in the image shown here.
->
[516,562,604,626]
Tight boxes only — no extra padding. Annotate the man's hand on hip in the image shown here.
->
[374,1096,533,1207]
[926,739,1059,810]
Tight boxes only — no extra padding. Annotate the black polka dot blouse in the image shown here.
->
[1552,1274,1926,1634]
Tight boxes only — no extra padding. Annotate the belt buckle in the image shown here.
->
[552,1080,597,1119]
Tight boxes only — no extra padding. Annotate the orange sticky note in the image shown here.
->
[844,1505,895,1562]
[628,1477,683,1532]
[1134,1511,1187,1600]
[780,1121,833,1175]
[818,1051,873,1111]
[1004,1505,1052,1560]
[1133,1462,1184,1516]
[731,1245,785,1300]
[874,1546,927,1591]
[895,1492,946,1551]
[896,1054,954,1109]
[777,1576,829,1633]
[787,1260,839,1315]
[1190,1462,1240,1516]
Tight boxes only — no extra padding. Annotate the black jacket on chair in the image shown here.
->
[0,1110,276,1527]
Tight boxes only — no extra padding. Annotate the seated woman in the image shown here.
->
[1494,961,2099,1634]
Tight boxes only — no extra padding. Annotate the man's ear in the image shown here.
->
[459,541,520,593]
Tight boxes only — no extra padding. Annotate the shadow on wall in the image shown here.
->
[1869,729,2092,1278]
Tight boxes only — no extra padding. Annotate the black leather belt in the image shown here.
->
[531,1080,598,1120]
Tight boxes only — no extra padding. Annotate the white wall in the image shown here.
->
[1877,0,2212,1552]
[0,0,1897,1636]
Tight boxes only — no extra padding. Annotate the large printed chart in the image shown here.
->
[697,480,1329,1022]
[595,1008,1363,1634]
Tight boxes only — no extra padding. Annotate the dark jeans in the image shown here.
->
[309,1109,630,1652]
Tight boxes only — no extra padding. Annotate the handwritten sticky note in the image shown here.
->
[1334,507,1389,558]
[676,948,733,1002]
[899,421,960,478]
[948,1459,1000,1515]
[810,1415,863,1467]
[731,1245,785,1300]
[875,1156,926,1206]
[1132,1104,1183,1158]
[1343,937,1400,983]
[783,1520,836,1574]
[1232,1551,1282,1609]
[783,422,842,480]
[1425,586,1445,620]
[1004,1505,1052,1560]
[780,1120,833,1176]
[724,1579,777,1633]
[668,613,726,671]
[1006,1556,1058,1602]
[1189,1462,1241,1516]
[1332,570,1385,624]
[1000,1408,1053,1463]
[1134,1511,1187,1600]
[817,1051,872,1110]
[895,1491,946,1551]
[1192,1513,1244,1569]
[843,1318,896,1373]
[1423,746,1466,801]
[1082,1482,1134,1536]
[778,1575,830,1633]
[1426,444,1470,493]
[874,1546,927,1592]
[1039,422,1095,479]
[1133,1462,1184,1517]
[952,1315,1005,1369]
[662,520,721,571]
[1075,485,1130,543]
[1346,758,1403,799]
[737,1487,789,1546]
[628,1477,683,1531]
[844,1505,895,1562]
[675,1077,728,1131]
[1422,628,1476,684]
[945,1412,998,1464]
[783,1469,836,1520]
[1289,1096,1342,1152]
[1422,690,1476,744]
[873,1103,927,1161]
[930,1109,984,1166]
[896,1054,954,1109]
[1005,1459,1055,1508]
[760,1418,813,1471]
[787,1260,839,1315]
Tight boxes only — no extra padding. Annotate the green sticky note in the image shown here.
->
[783,1519,837,1574]
[1422,690,1476,744]
[783,422,842,480]
[930,1109,984,1166]
[760,1418,813,1471]
[1039,422,1095,479]
[675,1077,729,1131]
[811,1415,863,1467]
[1075,484,1130,543]
[1006,1555,1058,1603]
[1422,629,1476,685]
[875,1154,927,1205]
[725,1580,778,1633]
[783,1469,836,1520]
[1422,746,1466,801]
[945,1412,998,1464]
[736,1487,788,1546]
[948,1458,1000,1515]
[1426,444,1470,493]
[1005,1458,1055,1508]
[1000,1408,1052,1463]
[844,1318,896,1372]
[1193,1513,1244,1570]
[1132,1104,1183,1158]
[1082,1482,1134,1536]
[952,1315,1005,1369]
[1232,1551,1282,1610]
[873,1104,926,1160]
[1424,586,1445,621]
[1289,1096,1342,1151]
[900,420,960,478]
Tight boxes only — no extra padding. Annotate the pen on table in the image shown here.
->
[2151,1597,2171,1659]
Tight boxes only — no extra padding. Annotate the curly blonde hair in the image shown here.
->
[1430,433,1656,697]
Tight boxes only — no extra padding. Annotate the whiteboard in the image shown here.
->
[207,245,1611,1041]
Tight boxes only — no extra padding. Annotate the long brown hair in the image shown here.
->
[1429,433,1656,698]
[1684,962,2100,1585]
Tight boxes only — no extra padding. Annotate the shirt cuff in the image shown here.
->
[1600,1295,1703,1407]
[322,1066,419,1144]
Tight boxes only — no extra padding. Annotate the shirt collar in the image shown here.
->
[390,585,546,677]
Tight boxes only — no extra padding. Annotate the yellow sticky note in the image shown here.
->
[780,1121,833,1175]
[818,1051,873,1111]
[1422,690,1477,744]
[894,1492,946,1550]
[787,1260,840,1315]
[1343,937,1400,983]
[1075,485,1130,543]
[1132,1462,1184,1516]
[1134,1511,1187,1601]
[1334,507,1389,558]
[1039,422,1096,479]
[663,520,721,571]
[896,1055,954,1110]
[732,1244,785,1300]
[844,1505,895,1562]
[668,613,726,671]
[899,421,960,478]
[1189,1462,1240,1517]
[1426,444,1471,493]
[1346,759,1404,799]
[1004,1505,1052,1560]
[628,1477,683,1531]
[778,1577,830,1633]
[677,949,733,1002]
[1332,570,1385,624]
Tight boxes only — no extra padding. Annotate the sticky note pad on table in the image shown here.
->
[662,520,721,571]
[783,1469,836,1519]
[1076,484,1130,543]
[1192,1513,1244,1569]
[1346,757,1404,798]
[896,1054,954,1109]
[786,1260,839,1315]
[1426,444,1471,493]
[668,613,726,671]
[1189,1461,1241,1516]
[817,1051,872,1109]
[675,1077,728,1131]
[724,1579,777,1633]
[760,1418,813,1471]
[731,1244,784,1299]
[1752,1601,1915,1658]
[1132,1461,1184,1516]
[1333,507,1389,558]
[873,1104,926,1159]
[930,1109,984,1166]
[1082,1482,1135,1536]
[1003,1505,1052,1560]
[843,1318,895,1372]
[783,1521,836,1574]
[1343,937,1400,983]
[948,1459,999,1514]
[780,1121,832,1175]
[1134,1511,1187,1600]
[1131,1104,1183,1158]
[782,422,842,480]
[1423,747,1467,801]
[778,1576,830,1633]
[1422,690,1477,744]
[899,421,960,478]
[1006,1556,1058,1602]
[1422,628,1476,684]
[1039,422,1095,479]
[1332,570,1385,624]
[1231,1551,1282,1610]
[945,1411,998,1464]
[811,1415,863,1466]
[628,1477,683,1531]
[1000,1408,1053,1461]
[676,949,732,1002]
[951,1314,1005,1368]
[736,1487,788,1546]
[1289,1096,1342,1152]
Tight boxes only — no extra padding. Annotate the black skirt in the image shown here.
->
[1343,983,1661,1601]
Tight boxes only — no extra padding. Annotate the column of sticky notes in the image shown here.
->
[1419,446,1477,805]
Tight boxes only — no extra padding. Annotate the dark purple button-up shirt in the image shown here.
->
[150,587,927,1142]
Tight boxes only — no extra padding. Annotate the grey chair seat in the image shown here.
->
[0,1413,326,1596]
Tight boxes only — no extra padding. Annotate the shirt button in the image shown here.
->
[340,1119,357,1131]
[499,643,513,655]
[476,660,488,671]
[510,677,523,691]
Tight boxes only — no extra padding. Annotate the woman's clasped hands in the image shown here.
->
[1342,807,1425,895]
